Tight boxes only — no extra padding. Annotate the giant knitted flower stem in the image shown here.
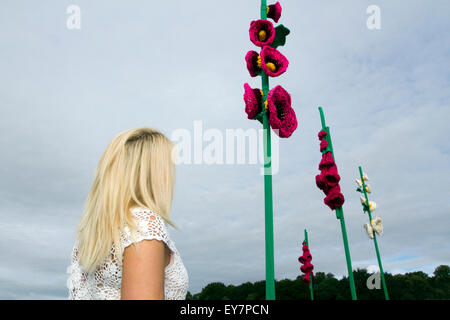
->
[302,229,314,300]
[318,106,358,300]
[243,1,296,300]
[260,0,275,301]
[357,166,390,300]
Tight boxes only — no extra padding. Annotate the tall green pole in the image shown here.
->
[319,106,357,300]
[260,0,275,300]
[358,166,389,300]
[304,229,314,300]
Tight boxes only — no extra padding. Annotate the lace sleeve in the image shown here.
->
[122,209,176,254]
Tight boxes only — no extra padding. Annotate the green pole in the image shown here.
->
[304,229,314,300]
[358,166,389,300]
[260,0,275,300]
[318,106,357,300]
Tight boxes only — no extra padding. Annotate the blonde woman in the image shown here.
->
[67,127,188,300]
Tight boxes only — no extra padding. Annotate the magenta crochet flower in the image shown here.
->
[267,2,282,23]
[302,241,307,249]
[320,139,328,152]
[266,85,297,138]
[303,272,312,286]
[243,83,263,120]
[299,241,314,285]
[318,151,335,170]
[249,20,276,47]
[245,50,262,77]
[300,261,314,273]
[318,130,327,140]
[298,250,312,264]
[315,173,327,192]
[324,185,345,210]
[323,165,341,189]
[260,46,289,77]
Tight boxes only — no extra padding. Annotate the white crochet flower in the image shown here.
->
[364,223,374,239]
[356,179,363,187]
[360,196,376,211]
[371,217,383,235]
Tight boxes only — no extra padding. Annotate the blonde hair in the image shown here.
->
[76,127,176,272]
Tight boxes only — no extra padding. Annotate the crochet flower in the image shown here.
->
[298,250,312,264]
[243,83,263,120]
[300,261,314,274]
[316,165,340,195]
[372,217,383,235]
[260,46,289,77]
[320,139,328,152]
[245,50,262,77]
[266,85,298,138]
[302,241,308,251]
[360,196,376,212]
[299,241,314,285]
[324,185,345,210]
[315,173,327,192]
[364,223,374,239]
[356,180,371,194]
[249,20,276,47]
[318,151,335,170]
[303,272,312,286]
[267,2,282,23]
[323,165,341,189]
[318,130,327,140]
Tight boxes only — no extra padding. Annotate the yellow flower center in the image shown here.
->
[258,30,267,41]
[264,100,268,111]
[256,56,262,68]
[266,6,270,14]
[259,89,263,97]
[266,62,276,72]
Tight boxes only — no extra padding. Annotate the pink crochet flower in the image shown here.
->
[303,272,312,286]
[260,46,289,77]
[299,242,314,285]
[320,139,328,152]
[243,83,263,120]
[245,50,262,77]
[324,185,345,210]
[318,151,335,170]
[266,85,298,138]
[323,165,341,189]
[300,261,314,273]
[267,2,282,23]
[249,20,276,47]
[298,250,312,264]
[315,173,327,192]
[318,130,327,140]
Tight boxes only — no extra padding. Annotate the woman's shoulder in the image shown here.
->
[129,206,167,227]
[123,206,176,251]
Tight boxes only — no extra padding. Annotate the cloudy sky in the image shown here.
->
[0,0,449,299]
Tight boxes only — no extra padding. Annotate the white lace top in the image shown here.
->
[66,206,189,300]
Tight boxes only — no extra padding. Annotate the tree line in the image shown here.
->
[186,265,449,300]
